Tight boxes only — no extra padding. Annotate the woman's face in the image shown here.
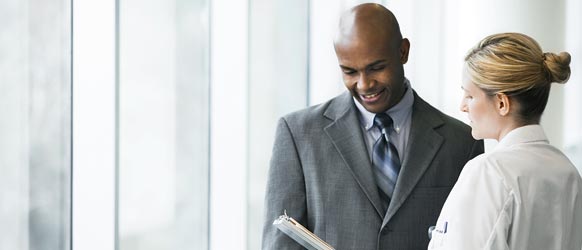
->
[460,69,503,140]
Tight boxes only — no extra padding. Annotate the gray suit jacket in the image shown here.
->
[262,91,483,250]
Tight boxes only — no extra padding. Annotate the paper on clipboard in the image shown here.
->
[272,210,335,250]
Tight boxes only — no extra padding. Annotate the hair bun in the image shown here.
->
[543,51,571,84]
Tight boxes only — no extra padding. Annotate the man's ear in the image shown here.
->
[400,38,410,64]
[496,93,511,116]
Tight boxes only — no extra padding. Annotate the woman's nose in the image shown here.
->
[459,101,468,113]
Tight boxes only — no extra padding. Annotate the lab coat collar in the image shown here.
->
[496,124,549,150]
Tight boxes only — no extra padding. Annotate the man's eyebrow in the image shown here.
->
[339,60,387,71]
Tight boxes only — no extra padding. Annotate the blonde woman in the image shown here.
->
[428,33,582,250]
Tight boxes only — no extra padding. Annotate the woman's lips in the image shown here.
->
[360,89,385,103]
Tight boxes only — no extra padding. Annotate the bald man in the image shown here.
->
[262,3,483,250]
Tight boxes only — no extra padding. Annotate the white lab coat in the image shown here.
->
[428,125,582,250]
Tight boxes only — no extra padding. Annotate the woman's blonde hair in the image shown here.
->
[465,32,571,124]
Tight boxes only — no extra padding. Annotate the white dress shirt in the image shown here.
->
[428,125,582,250]
[354,78,414,162]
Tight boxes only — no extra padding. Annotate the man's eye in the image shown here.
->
[371,65,385,71]
[343,70,356,75]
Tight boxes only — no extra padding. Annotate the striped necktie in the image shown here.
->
[372,113,401,207]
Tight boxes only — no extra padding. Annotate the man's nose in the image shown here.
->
[357,73,373,89]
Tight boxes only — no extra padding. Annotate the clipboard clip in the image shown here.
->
[273,210,335,250]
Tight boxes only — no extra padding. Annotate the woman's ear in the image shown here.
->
[495,93,511,116]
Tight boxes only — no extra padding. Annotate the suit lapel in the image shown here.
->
[323,92,385,218]
[382,93,444,227]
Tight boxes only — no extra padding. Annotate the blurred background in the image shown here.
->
[1,0,581,249]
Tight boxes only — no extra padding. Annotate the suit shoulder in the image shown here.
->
[417,98,472,134]
[412,96,481,159]
[437,110,472,134]
[280,93,345,128]
[438,113,475,144]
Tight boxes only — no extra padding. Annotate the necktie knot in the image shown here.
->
[374,113,394,134]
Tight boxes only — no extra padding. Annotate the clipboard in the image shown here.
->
[272,210,335,250]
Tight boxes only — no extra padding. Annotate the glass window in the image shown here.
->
[564,0,582,172]
[117,0,209,249]
[0,0,71,249]
[247,0,309,248]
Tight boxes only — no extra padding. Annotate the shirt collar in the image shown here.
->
[496,124,549,149]
[354,78,414,133]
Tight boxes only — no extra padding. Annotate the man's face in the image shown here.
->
[334,36,409,114]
